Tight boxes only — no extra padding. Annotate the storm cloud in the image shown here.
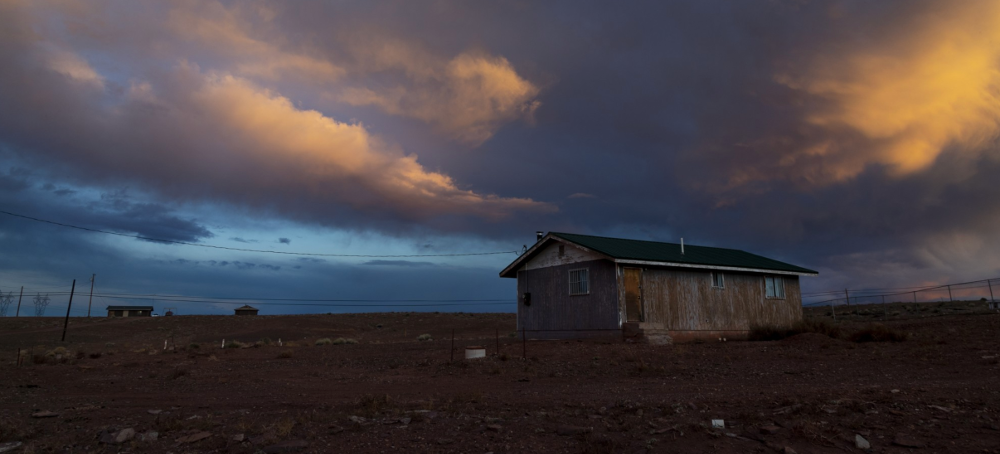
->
[1,0,1000,304]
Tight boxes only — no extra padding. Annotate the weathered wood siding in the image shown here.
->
[618,266,802,331]
[522,241,605,269]
[517,259,619,338]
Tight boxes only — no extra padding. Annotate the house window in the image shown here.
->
[764,276,785,299]
[569,269,589,295]
[711,272,724,289]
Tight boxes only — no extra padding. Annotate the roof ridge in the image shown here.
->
[550,232,747,253]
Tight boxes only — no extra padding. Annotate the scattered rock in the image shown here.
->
[348,415,366,424]
[892,434,925,448]
[556,425,592,436]
[97,429,117,444]
[436,438,454,445]
[711,419,725,429]
[263,439,309,453]
[139,431,158,442]
[760,425,781,435]
[30,411,58,418]
[176,431,211,444]
[855,434,871,450]
[928,405,952,413]
[233,434,245,442]
[487,424,502,431]
[114,428,136,443]
[0,442,23,453]
[328,425,345,434]
[398,417,411,425]
[783,447,797,454]
[148,409,162,415]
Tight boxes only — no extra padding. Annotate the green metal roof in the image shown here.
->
[550,232,818,275]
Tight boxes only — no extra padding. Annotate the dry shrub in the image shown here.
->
[748,319,842,341]
[417,334,432,341]
[357,394,393,416]
[274,418,296,437]
[89,352,101,359]
[224,340,245,349]
[315,338,333,346]
[170,368,188,380]
[332,338,358,345]
[849,323,909,343]
[277,350,293,359]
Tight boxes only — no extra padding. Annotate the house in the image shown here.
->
[106,305,153,318]
[234,304,259,316]
[499,232,818,343]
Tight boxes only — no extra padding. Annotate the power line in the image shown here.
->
[0,209,518,258]
[95,297,513,307]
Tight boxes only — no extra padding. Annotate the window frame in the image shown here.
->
[764,276,785,299]
[710,271,725,289]
[569,268,590,296]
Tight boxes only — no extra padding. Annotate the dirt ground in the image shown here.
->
[1,308,999,454]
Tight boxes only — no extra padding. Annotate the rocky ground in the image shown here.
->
[0,308,998,453]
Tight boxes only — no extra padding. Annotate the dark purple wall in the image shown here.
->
[516,259,619,338]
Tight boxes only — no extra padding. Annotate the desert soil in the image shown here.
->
[0,308,999,453]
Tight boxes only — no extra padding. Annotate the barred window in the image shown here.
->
[569,269,589,295]
[711,272,725,289]
[764,276,785,299]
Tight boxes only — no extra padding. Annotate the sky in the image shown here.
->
[2,0,1000,316]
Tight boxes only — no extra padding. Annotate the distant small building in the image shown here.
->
[234,304,259,316]
[106,305,153,318]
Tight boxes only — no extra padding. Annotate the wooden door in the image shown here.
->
[624,267,643,322]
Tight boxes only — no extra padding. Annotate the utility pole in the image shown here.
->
[844,289,850,318]
[947,285,953,303]
[61,280,76,342]
[87,274,96,317]
[14,286,22,317]
[989,279,996,310]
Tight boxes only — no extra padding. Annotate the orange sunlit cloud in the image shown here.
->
[772,1,1000,184]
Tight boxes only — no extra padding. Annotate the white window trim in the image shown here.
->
[569,268,590,296]
[764,276,785,299]
[711,272,725,289]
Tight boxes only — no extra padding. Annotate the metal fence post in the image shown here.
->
[522,328,526,359]
[947,285,953,303]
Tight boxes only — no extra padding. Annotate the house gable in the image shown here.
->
[523,241,606,270]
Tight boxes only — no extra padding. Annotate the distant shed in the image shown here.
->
[500,232,818,343]
[234,305,259,316]
[106,305,153,318]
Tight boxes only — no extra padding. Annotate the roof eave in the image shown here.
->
[613,259,819,276]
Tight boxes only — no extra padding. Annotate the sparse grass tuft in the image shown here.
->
[417,334,432,342]
[188,343,200,349]
[332,338,358,345]
[224,340,245,349]
[315,338,333,346]
[278,350,293,359]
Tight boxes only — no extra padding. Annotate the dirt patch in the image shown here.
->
[0,312,998,453]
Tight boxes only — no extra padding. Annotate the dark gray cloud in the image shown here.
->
[0,0,999,303]
[278,238,291,245]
